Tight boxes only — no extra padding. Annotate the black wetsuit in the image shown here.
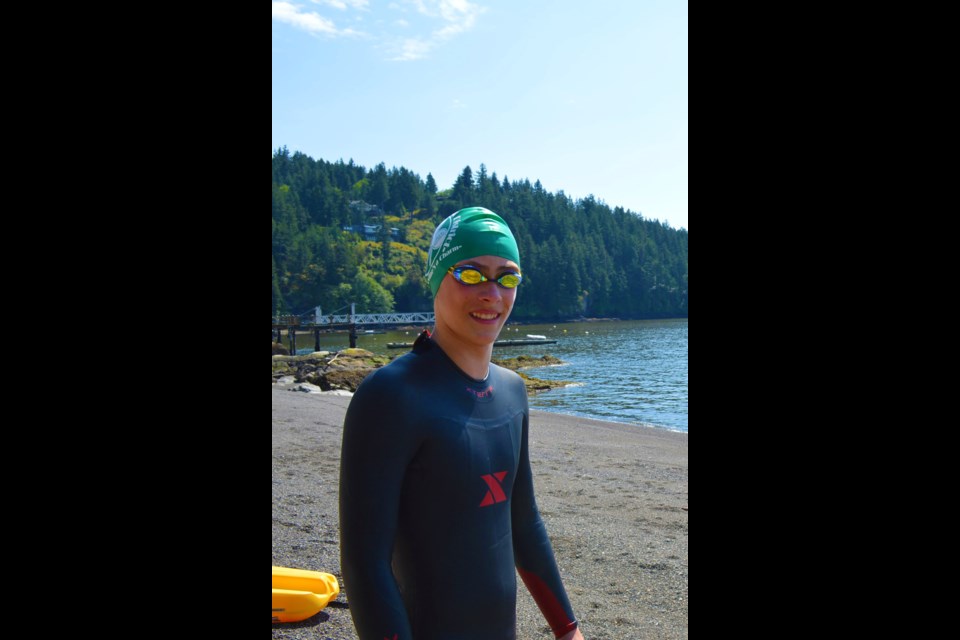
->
[339,334,578,640]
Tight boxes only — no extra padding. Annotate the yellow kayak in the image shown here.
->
[272,565,340,623]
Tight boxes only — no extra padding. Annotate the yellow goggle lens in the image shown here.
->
[459,268,484,284]
[448,266,522,288]
[497,273,521,288]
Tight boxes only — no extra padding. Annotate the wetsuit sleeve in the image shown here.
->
[339,374,419,640]
[511,411,579,638]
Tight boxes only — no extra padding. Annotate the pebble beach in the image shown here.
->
[271,384,688,639]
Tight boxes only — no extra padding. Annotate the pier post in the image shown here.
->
[349,303,357,349]
[315,327,321,353]
[288,326,296,355]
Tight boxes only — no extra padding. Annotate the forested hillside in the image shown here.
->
[272,147,687,322]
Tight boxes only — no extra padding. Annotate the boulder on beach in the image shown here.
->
[339,348,375,358]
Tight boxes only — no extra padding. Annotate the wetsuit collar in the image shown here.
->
[415,330,490,383]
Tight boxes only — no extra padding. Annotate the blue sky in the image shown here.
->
[272,0,687,231]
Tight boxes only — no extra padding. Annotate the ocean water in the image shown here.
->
[499,319,687,433]
[286,318,688,433]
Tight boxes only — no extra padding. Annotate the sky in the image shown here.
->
[272,0,687,231]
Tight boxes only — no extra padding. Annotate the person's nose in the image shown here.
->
[476,281,502,302]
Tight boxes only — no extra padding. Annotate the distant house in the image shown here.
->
[345,201,399,240]
[349,200,382,216]
[342,223,400,241]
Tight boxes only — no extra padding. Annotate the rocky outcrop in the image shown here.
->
[493,355,573,392]
[492,354,565,370]
[272,349,393,392]
[272,348,573,394]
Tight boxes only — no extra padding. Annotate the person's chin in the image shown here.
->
[465,324,503,345]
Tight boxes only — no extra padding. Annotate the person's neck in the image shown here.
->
[431,329,493,381]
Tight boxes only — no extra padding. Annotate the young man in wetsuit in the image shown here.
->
[339,207,584,640]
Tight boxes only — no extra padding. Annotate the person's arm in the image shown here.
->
[511,413,580,639]
[339,375,419,640]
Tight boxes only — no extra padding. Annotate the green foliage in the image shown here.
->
[272,150,687,321]
[344,271,395,313]
[272,255,285,316]
[405,219,439,253]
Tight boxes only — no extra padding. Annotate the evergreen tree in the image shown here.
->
[388,166,420,213]
[272,255,285,316]
[272,150,687,321]
[393,265,432,312]
[451,166,475,208]
[368,163,389,209]
[379,224,393,268]
[421,173,438,217]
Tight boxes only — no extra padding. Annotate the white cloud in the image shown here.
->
[437,0,477,22]
[411,0,484,30]
[272,1,363,36]
[275,0,485,58]
[387,0,486,61]
[434,17,473,39]
[309,0,369,9]
[390,37,434,61]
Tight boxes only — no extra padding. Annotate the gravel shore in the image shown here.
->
[272,385,688,639]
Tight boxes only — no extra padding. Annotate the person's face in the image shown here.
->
[433,255,520,348]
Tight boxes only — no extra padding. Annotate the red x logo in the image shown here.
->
[479,471,508,507]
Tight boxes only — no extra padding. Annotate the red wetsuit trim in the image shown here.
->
[517,567,578,637]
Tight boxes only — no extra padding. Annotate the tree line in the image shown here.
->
[272,147,687,322]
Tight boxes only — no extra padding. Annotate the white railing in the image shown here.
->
[314,311,434,325]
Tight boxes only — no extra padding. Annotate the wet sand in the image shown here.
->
[272,385,688,639]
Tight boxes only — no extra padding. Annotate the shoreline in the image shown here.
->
[534,407,688,435]
[274,315,688,330]
[275,378,688,436]
[272,386,688,639]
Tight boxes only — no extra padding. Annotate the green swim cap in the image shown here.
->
[424,207,521,297]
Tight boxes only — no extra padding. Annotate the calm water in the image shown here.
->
[289,318,688,433]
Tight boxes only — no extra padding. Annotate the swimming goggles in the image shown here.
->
[447,265,523,289]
